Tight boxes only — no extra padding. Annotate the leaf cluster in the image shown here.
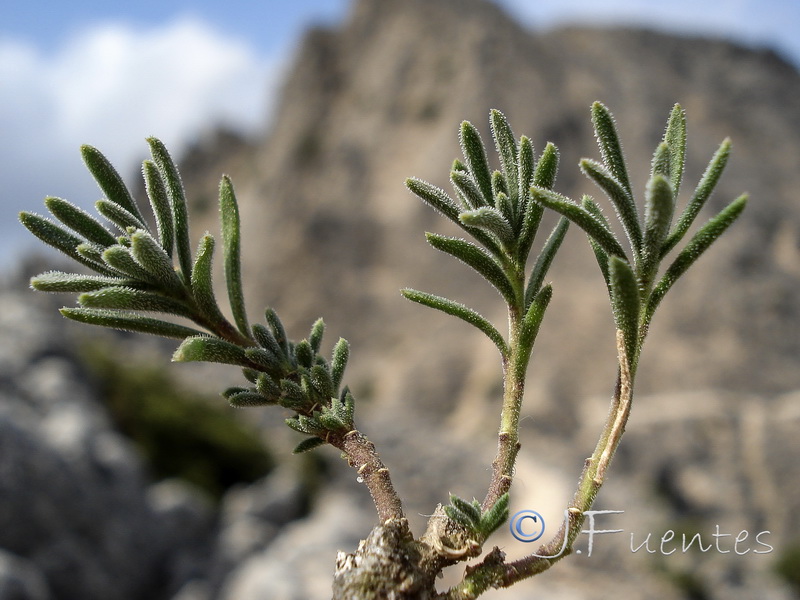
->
[404,110,569,359]
[443,493,510,542]
[532,102,747,365]
[20,139,356,453]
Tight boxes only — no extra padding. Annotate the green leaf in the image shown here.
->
[280,379,308,409]
[244,347,284,372]
[81,144,146,224]
[531,187,627,259]
[78,287,191,316]
[315,408,346,432]
[662,138,731,256]
[190,234,227,323]
[309,318,325,354]
[142,160,175,257]
[663,104,687,196]
[590,101,632,196]
[608,256,640,362]
[252,323,286,361]
[30,271,134,293]
[532,142,559,190]
[102,245,156,282]
[44,197,117,247]
[148,137,193,284]
[228,391,275,408]
[583,197,613,287]
[172,335,250,366]
[450,494,482,526]
[256,373,281,398]
[19,212,114,275]
[640,174,675,287]
[310,365,334,400]
[525,217,569,309]
[650,142,671,186]
[647,194,747,321]
[401,288,507,356]
[517,198,544,266]
[95,199,146,231]
[406,177,463,222]
[425,233,516,304]
[294,339,314,369]
[490,109,518,203]
[60,307,204,338]
[518,284,552,357]
[460,120,494,205]
[292,437,327,454]
[265,309,289,357]
[459,207,514,247]
[580,158,642,251]
[285,416,316,435]
[451,170,488,210]
[444,504,478,532]
[516,135,535,221]
[479,492,509,538]
[330,338,349,392]
[129,229,183,292]
[219,176,250,338]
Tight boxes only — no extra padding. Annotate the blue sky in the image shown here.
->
[2,0,799,263]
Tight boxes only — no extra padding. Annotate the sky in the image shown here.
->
[2,0,799,264]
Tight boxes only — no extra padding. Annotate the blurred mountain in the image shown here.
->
[180,0,800,413]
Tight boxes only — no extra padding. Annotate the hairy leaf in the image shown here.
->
[30,271,134,293]
[191,234,227,323]
[531,188,627,259]
[219,176,250,337]
[309,318,325,354]
[590,101,632,195]
[148,137,193,283]
[451,170,488,210]
[81,144,146,224]
[292,437,327,454]
[401,288,507,356]
[129,229,183,292]
[647,194,747,321]
[173,335,250,366]
[425,233,515,304]
[45,197,117,247]
[330,338,350,392]
[95,199,146,232]
[532,142,559,190]
[142,160,174,256]
[640,174,675,287]
[78,287,191,316]
[60,307,203,338]
[459,207,514,246]
[228,391,275,408]
[608,256,640,362]
[663,104,687,196]
[479,492,509,538]
[490,109,518,203]
[460,120,494,205]
[19,212,114,275]
[525,217,569,309]
[580,158,642,251]
[662,138,731,256]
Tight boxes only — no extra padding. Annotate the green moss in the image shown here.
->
[80,343,273,500]
[774,540,800,595]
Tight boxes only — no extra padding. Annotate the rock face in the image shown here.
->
[7,0,800,598]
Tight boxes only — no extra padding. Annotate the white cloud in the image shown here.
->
[1,17,280,259]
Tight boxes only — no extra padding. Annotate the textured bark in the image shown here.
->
[332,519,440,599]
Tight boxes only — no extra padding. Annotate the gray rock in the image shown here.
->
[0,550,50,600]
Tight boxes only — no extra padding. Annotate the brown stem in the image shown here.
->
[330,429,405,523]
[445,330,634,598]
